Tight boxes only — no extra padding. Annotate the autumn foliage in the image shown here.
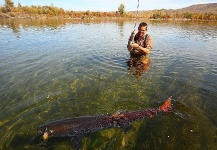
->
[0,0,216,20]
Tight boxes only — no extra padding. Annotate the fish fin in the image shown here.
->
[159,96,172,112]
[120,122,131,132]
[70,134,83,150]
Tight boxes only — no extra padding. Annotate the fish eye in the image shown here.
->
[37,129,43,135]
[37,127,46,135]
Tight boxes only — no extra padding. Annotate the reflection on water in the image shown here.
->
[127,54,151,79]
[0,19,217,149]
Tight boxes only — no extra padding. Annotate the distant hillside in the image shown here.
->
[129,3,217,15]
[177,3,217,14]
[127,3,217,20]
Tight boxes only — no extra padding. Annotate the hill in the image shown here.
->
[177,3,217,14]
[144,3,217,14]
[127,3,217,20]
[130,3,217,14]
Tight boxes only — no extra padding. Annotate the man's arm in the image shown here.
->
[130,35,153,55]
[127,31,136,51]
[131,43,150,54]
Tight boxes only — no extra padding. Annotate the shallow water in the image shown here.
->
[0,18,217,150]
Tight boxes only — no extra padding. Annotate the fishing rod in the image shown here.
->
[129,0,140,45]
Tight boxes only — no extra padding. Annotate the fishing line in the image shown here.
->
[133,0,140,31]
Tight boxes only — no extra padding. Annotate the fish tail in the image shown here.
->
[159,96,172,112]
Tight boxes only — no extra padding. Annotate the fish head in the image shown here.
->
[37,126,54,141]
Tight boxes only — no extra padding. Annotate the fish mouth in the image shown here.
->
[43,132,49,141]
[37,128,49,141]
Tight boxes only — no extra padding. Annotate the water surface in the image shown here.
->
[0,18,217,149]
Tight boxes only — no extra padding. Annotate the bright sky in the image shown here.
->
[0,0,216,11]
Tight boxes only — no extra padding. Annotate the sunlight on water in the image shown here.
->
[0,19,217,149]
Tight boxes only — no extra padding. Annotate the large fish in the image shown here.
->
[37,97,172,149]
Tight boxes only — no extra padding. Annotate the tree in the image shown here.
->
[118,4,125,16]
[85,10,92,18]
[18,2,22,9]
[4,0,14,12]
[152,10,162,19]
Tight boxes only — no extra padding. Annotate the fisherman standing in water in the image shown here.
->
[127,22,153,55]
[127,22,153,79]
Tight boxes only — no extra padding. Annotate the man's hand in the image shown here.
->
[131,43,139,49]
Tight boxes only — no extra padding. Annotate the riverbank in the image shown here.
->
[1,12,217,22]
[0,12,76,19]
[0,11,131,20]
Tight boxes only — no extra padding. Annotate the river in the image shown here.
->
[0,18,217,149]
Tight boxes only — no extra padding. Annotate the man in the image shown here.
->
[127,22,153,55]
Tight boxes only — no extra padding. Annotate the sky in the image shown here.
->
[0,0,217,11]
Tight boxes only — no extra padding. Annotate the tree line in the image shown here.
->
[0,0,216,21]
[147,10,217,21]
[0,0,127,18]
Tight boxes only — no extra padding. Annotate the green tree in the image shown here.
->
[152,10,162,19]
[118,4,125,16]
[183,12,192,19]
[4,0,14,12]
[85,10,92,18]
